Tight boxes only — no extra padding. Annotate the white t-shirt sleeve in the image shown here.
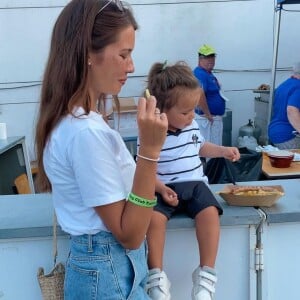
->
[68,127,135,207]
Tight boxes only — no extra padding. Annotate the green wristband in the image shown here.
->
[127,192,157,208]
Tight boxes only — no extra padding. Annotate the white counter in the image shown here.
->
[1,180,300,299]
[257,179,300,300]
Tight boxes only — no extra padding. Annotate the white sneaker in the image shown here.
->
[192,266,217,300]
[145,268,171,300]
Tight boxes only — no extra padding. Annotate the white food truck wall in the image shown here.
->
[1,0,300,160]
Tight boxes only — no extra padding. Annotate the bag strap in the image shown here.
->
[53,212,58,267]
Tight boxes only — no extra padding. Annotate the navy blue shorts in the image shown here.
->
[154,181,223,219]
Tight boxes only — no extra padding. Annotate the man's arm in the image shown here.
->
[197,88,213,122]
[287,105,300,132]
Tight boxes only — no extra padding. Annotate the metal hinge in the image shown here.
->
[255,246,264,271]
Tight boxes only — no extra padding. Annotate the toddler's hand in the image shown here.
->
[223,147,240,162]
[161,186,179,207]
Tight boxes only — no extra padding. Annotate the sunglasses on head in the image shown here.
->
[97,0,123,14]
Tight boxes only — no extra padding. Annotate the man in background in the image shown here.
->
[194,44,226,145]
[268,62,300,149]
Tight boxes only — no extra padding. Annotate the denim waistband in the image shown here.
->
[71,230,119,245]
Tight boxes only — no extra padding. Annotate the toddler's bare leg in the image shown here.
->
[195,206,220,267]
[146,211,168,269]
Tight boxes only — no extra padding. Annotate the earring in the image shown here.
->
[88,61,92,66]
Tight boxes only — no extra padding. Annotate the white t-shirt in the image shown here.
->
[43,107,135,235]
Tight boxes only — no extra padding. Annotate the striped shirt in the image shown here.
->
[157,120,208,184]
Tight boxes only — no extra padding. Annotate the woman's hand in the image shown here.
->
[137,96,168,159]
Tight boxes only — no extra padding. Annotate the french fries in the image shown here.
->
[145,88,151,99]
[229,186,284,196]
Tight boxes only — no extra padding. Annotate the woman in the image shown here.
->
[35,0,168,299]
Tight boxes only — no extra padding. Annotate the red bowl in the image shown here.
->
[267,151,294,168]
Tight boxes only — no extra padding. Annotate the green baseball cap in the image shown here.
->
[198,44,216,56]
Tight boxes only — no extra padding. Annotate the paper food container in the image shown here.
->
[217,185,284,207]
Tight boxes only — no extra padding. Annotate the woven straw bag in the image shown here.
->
[37,263,65,300]
[37,214,65,300]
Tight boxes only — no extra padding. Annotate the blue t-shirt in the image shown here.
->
[193,66,225,116]
[268,77,300,144]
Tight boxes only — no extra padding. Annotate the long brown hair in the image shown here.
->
[147,61,200,112]
[35,0,138,192]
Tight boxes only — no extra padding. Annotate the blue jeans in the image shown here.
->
[64,231,150,300]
